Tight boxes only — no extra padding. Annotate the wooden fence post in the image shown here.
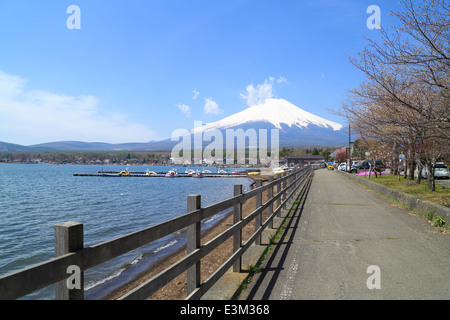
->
[54,222,84,300]
[282,172,287,211]
[268,176,274,229]
[233,185,243,272]
[277,173,281,217]
[187,195,201,296]
[255,179,262,245]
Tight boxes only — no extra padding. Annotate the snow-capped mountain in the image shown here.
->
[189,98,347,147]
[192,98,343,134]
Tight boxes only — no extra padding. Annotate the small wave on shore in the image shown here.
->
[84,208,231,300]
[84,233,184,300]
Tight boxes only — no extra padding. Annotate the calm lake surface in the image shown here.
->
[0,164,253,299]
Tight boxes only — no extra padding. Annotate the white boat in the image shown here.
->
[193,170,203,178]
[145,169,157,176]
[272,166,288,174]
[185,169,196,176]
[102,173,120,177]
[165,168,178,178]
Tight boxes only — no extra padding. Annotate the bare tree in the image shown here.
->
[340,0,449,190]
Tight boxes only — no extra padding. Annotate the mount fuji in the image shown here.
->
[195,98,343,133]
[186,98,348,147]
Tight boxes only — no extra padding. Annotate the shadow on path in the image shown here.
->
[244,175,313,300]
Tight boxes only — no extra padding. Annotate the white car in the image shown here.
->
[338,162,348,171]
[434,163,450,179]
[421,162,450,179]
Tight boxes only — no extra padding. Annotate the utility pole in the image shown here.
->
[348,124,352,171]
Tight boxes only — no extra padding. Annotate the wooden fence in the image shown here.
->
[0,166,312,300]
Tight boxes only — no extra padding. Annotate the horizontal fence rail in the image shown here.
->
[0,166,312,300]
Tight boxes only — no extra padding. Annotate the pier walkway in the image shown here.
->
[240,169,450,300]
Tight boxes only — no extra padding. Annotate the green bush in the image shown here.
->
[433,216,446,228]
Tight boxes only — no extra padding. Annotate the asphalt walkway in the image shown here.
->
[241,169,450,300]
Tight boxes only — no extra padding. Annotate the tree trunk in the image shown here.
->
[427,163,436,191]
[416,161,422,185]
[409,158,415,181]
[404,158,408,179]
[407,140,415,181]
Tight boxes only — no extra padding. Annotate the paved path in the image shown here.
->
[241,169,450,300]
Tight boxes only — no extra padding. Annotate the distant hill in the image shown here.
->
[0,141,30,152]
[27,141,163,152]
[0,99,348,152]
[28,141,140,152]
[0,140,162,152]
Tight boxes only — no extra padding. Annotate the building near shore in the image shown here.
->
[285,155,324,167]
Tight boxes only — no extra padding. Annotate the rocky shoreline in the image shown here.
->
[103,175,271,300]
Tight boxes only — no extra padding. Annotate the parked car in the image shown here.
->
[375,160,386,170]
[357,160,386,171]
[338,162,347,171]
[421,163,450,179]
[358,161,370,169]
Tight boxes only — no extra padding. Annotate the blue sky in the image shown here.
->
[0,0,402,145]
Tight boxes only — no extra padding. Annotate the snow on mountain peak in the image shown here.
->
[193,98,343,133]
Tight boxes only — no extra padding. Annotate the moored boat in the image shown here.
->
[165,168,178,178]
[193,170,203,178]
[145,169,157,176]
[118,168,130,176]
[101,173,120,177]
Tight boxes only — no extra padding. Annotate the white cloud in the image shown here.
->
[177,103,191,118]
[240,78,274,107]
[277,76,288,84]
[0,70,158,145]
[203,98,222,115]
[240,76,288,107]
[193,90,200,100]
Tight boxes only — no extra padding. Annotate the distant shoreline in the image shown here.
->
[0,161,265,169]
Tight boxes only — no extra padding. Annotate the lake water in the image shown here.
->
[0,164,253,300]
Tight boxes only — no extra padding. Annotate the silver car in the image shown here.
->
[421,162,450,179]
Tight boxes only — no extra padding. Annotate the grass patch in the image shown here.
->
[368,175,450,207]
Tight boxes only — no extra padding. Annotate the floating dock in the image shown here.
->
[73,171,250,178]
